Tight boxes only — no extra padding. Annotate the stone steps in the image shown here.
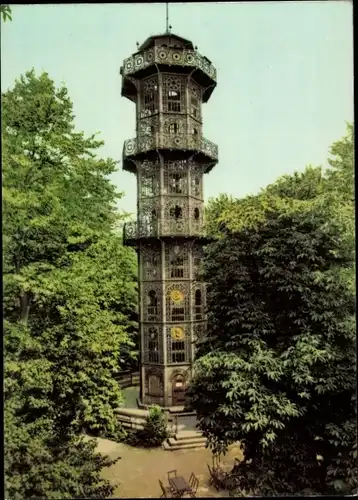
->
[163,430,207,451]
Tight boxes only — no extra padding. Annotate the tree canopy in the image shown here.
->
[189,123,356,495]
[3,70,137,498]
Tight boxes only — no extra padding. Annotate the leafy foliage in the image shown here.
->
[126,406,169,448]
[3,70,137,497]
[0,4,12,21]
[190,124,356,495]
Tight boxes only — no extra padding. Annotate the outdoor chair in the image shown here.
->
[189,473,196,488]
[159,479,172,498]
[167,469,177,481]
[189,477,199,498]
[207,463,222,491]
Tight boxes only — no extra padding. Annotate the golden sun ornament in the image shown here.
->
[171,326,185,340]
[170,289,184,303]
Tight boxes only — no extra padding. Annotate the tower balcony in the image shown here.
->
[122,134,218,172]
[121,46,216,102]
[123,220,210,245]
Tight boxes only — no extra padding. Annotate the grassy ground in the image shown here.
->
[121,386,140,409]
[95,437,244,498]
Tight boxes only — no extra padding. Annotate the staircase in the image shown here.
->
[163,430,207,451]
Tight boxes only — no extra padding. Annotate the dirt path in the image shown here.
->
[95,437,243,498]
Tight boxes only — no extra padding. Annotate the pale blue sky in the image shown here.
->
[1,2,353,217]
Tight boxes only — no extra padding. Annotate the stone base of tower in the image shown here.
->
[139,364,192,409]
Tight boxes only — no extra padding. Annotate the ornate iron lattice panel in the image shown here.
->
[122,47,217,82]
[139,197,160,235]
[166,325,191,364]
[143,325,163,364]
[191,283,206,321]
[141,245,161,281]
[163,116,186,136]
[142,282,162,322]
[139,160,160,198]
[190,199,204,234]
[165,242,189,279]
[162,74,186,114]
[189,79,202,122]
[123,136,218,162]
[165,282,190,322]
[192,244,204,280]
[140,76,159,117]
[138,115,160,137]
[163,160,189,195]
[189,164,203,199]
[163,197,189,235]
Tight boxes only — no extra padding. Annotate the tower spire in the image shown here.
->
[166,2,169,33]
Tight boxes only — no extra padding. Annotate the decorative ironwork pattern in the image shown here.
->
[143,325,163,364]
[164,160,189,195]
[123,220,207,240]
[165,282,190,322]
[123,135,218,162]
[139,160,160,198]
[142,283,162,322]
[162,74,186,114]
[122,47,217,82]
[165,242,189,279]
[191,283,206,321]
[166,325,191,364]
[141,245,162,281]
[140,76,159,117]
[138,115,160,137]
[192,244,204,280]
[189,164,203,199]
[189,79,202,122]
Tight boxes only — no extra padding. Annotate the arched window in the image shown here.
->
[192,128,198,136]
[195,289,203,320]
[148,290,158,320]
[194,207,200,220]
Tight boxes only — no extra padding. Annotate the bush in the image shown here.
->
[125,406,169,448]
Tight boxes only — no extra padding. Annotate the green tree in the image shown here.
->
[3,70,137,497]
[189,125,356,495]
[1,4,12,21]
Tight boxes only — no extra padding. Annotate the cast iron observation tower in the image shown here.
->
[120,32,218,408]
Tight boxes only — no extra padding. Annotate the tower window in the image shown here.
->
[169,173,185,194]
[195,289,203,320]
[147,290,158,321]
[194,207,200,220]
[143,84,158,115]
[171,306,185,322]
[170,254,184,278]
[168,90,181,112]
[171,340,186,363]
[169,122,179,134]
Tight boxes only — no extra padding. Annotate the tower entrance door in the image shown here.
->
[172,374,186,406]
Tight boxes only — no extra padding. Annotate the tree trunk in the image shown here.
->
[20,291,31,325]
